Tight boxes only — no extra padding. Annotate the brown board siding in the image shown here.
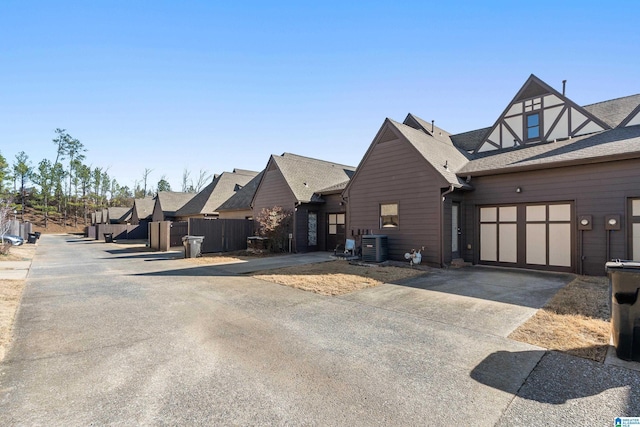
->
[252,168,297,214]
[346,137,445,264]
[463,158,640,275]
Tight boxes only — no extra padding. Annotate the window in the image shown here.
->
[328,213,345,235]
[380,203,398,228]
[526,113,540,140]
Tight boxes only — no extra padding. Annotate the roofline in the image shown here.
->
[461,150,640,177]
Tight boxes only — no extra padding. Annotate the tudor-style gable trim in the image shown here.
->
[474,75,611,154]
[619,103,640,128]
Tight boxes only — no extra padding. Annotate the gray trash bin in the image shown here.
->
[605,260,640,361]
[182,235,205,258]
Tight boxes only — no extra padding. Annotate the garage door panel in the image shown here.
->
[499,223,517,263]
[549,223,571,266]
[633,223,640,260]
[526,224,547,265]
[480,224,497,262]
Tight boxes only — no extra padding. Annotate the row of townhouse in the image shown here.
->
[125,74,640,276]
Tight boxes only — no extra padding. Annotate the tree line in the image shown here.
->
[0,129,212,229]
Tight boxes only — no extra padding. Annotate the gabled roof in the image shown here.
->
[403,113,452,143]
[450,127,492,152]
[107,207,132,223]
[583,94,640,128]
[263,153,356,203]
[459,124,640,176]
[156,191,197,217]
[132,197,154,221]
[316,180,350,195]
[391,118,471,188]
[472,74,611,153]
[175,169,259,216]
[215,171,264,212]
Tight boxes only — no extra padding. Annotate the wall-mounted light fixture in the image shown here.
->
[515,187,522,193]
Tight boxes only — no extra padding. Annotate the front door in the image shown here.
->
[327,213,346,251]
[452,203,461,259]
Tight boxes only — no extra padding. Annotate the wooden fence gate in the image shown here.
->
[170,221,189,247]
[189,218,254,253]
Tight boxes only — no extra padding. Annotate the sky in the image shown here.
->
[1,1,639,193]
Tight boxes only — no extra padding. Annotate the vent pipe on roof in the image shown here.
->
[431,120,435,133]
[562,80,567,96]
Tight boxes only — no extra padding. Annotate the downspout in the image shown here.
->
[440,184,455,268]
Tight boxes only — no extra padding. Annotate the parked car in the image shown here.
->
[0,234,24,246]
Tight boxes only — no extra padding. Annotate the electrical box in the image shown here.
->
[605,214,621,230]
[578,215,592,230]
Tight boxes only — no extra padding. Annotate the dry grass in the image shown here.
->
[0,279,26,361]
[0,243,35,361]
[184,250,280,265]
[252,261,426,296]
[509,276,610,362]
[0,243,37,262]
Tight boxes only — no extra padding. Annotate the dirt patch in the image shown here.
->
[184,250,282,265]
[0,280,27,361]
[509,276,610,362]
[252,261,427,296]
[0,242,36,361]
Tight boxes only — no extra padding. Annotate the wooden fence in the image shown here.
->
[170,221,189,247]
[189,218,254,253]
[90,223,147,241]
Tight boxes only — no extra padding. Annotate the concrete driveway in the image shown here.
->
[1,235,639,425]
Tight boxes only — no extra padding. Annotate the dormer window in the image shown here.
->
[526,113,540,141]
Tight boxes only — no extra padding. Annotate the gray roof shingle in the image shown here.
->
[176,169,259,216]
[450,127,492,152]
[583,94,640,128]
[132,197,155,221]
[217,171,264,212]
[389,118,471,188]
[459,124,640,175]
[107,207,132,223]
[156,191,197,216]
[271,153,356,203]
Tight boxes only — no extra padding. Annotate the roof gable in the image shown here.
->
[132,197,154,220]
[345,117,470,196]
[474,75,610,154]
[218,170,264,211]
[268,153,356,203]
[156,191,197,216]
[176,170,259,216]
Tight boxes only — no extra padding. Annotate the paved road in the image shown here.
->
[1,235,639,425]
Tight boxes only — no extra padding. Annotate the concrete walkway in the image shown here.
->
[0,261,31,280]
[1,235,639,425]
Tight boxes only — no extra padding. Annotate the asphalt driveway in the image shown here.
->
[1,235,639,425]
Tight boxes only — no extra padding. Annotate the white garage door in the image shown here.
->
[480,203,572,269]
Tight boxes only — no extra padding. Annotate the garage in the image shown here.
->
[479,202,573,271]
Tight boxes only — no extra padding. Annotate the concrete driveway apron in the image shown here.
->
[1,235,639,425]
